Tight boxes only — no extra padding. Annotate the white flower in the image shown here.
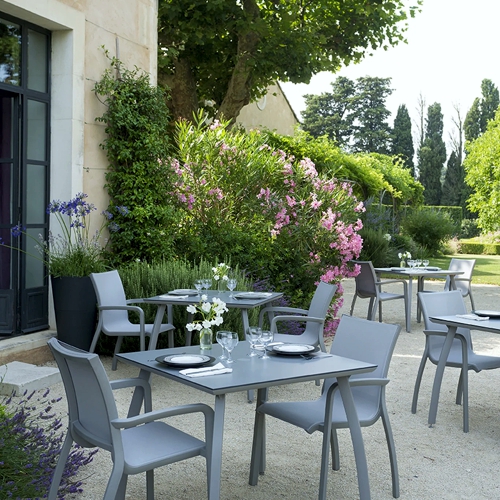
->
[185,296,228,332]
[398,252,402,259]
[186,304,197,314]
[384,234,391,242]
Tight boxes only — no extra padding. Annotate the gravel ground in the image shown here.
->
[36,278,500,499]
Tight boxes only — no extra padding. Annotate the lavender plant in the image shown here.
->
[0,389,98,499]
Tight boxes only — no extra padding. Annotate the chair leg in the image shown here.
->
[104,465,127,500]
[456,369,464,405]
[381,400,400,498]
[379,300,383,322]
[469,290,476,312]
[146,470,154,500]
[368,298,378,321]
[411,349,429,414]
[350,295,357,316]
[112,336,124,371]
[330,429,340,471]
[48,433,73,500]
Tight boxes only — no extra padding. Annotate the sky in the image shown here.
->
[280,0,500,150]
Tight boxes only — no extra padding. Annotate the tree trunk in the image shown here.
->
[217,0,261,124]
[166,58,199,121]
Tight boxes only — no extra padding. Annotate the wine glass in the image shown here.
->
[202,278,211,292]
[423,259,430,268]
[246,327,262,357]
[259,330,274,359]
[226,278,237,297]
[194,279,203,296]
[407,259,415,269]
[224,331,239,363]
[415,258,422,268]
[216,330,229,360]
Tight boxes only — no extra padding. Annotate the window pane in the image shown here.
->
[0,18,21,86]
[26,164,46,224]
[27,100,46,161]
[27,29,47,92]
[25,227,44,288]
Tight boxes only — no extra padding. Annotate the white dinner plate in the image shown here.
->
[234,292,272,299]
[272,344,316,356]
[156,354,213,367]
[473,310,500,319]
[168,289,199,296]
[424,267,441,271]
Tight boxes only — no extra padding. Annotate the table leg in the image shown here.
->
[151,304,170,347]
[338,376,371,500]
[406,277,413,333]
[249,388,268,485]
[241,309,256,403]
[209,394,226,500]
[417,276,424,323]
[127,369,151,418]
[428,326,457,427]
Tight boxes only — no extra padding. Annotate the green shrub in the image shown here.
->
[96,259,256,355]
[460,218,480,238]
[400,209,456,253]
[459,240,500,255]
[358,228,391,267]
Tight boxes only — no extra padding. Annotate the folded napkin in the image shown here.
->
[180,362,233,377]
[159,294,189,300]
[456,314,489,321]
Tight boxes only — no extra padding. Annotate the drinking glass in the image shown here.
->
[415,259,422,268]
[226,278,237,297]
[216,330,229,360]
[202,278,211,291]
[423,259,429,268]
[194,279,203,296]
[259,330,274,359]
[246,327,262,357]
[407,259,415,269]
[224,331,239,363]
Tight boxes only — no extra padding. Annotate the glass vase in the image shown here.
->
[199,327,213,350]
[400,260,406,268]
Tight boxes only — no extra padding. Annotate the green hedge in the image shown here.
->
[459,240,500,255]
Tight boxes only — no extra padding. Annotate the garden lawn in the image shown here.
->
[431,254,500,286]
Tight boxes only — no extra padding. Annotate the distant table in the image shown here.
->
[144,291,283,347]
[374,267,463,332]
[117,341,376,500]
[427,315,500,430]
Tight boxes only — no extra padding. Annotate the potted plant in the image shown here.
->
[1,193,128,350]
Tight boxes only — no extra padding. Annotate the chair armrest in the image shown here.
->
[126,298,145,304]
[348,378,389,387]
[111,403,214,429]
[97,305,145,323]
[258,306,309,327]
[110,378,152,413]
[423,329,468,339]
[270,315,324,330]
[376,278,407,287]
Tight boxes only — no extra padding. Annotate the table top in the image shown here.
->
[144,290,283,309]
[117,342,376,396]
[375,267,464,278]
[430,315,500,333]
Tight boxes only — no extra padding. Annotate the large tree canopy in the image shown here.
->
[158,0,421,122]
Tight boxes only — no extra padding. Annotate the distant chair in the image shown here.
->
[90,270,175,370]
[419,258,476,311]
[350,261,409,332]
[47,338,214,500]
[258,281,337,352]
[250,315,401,499]
[413,290,500,432]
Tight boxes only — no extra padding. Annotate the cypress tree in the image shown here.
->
[392,104,415,175]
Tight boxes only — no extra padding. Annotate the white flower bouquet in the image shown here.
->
[186,295,228,332]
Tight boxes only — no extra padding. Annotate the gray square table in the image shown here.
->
[117,341,377,500]
[374,267,463,332]
[144,290,283,347]
[426,315,500,428]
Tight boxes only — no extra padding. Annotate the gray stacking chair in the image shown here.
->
[419,258,476,311]
[90,270,175,370]
[47,338,214,500]
[350,261,409,332]
[413,290,500,432]
[258,281,337,352]
[251,315,401,499]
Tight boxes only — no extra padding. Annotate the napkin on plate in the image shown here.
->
[456,314,490,321]
[159,294,189,300]
[180,362,233,377]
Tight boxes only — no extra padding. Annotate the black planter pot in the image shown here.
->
[51,276,97,351]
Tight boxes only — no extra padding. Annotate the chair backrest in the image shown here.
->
[91,270,130,325]
[417,290,472,350]
[328,314,401,381]
[353,261,378,298]
[444,258,475,295]
[303,282,337,339]
[47,337,120,453]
